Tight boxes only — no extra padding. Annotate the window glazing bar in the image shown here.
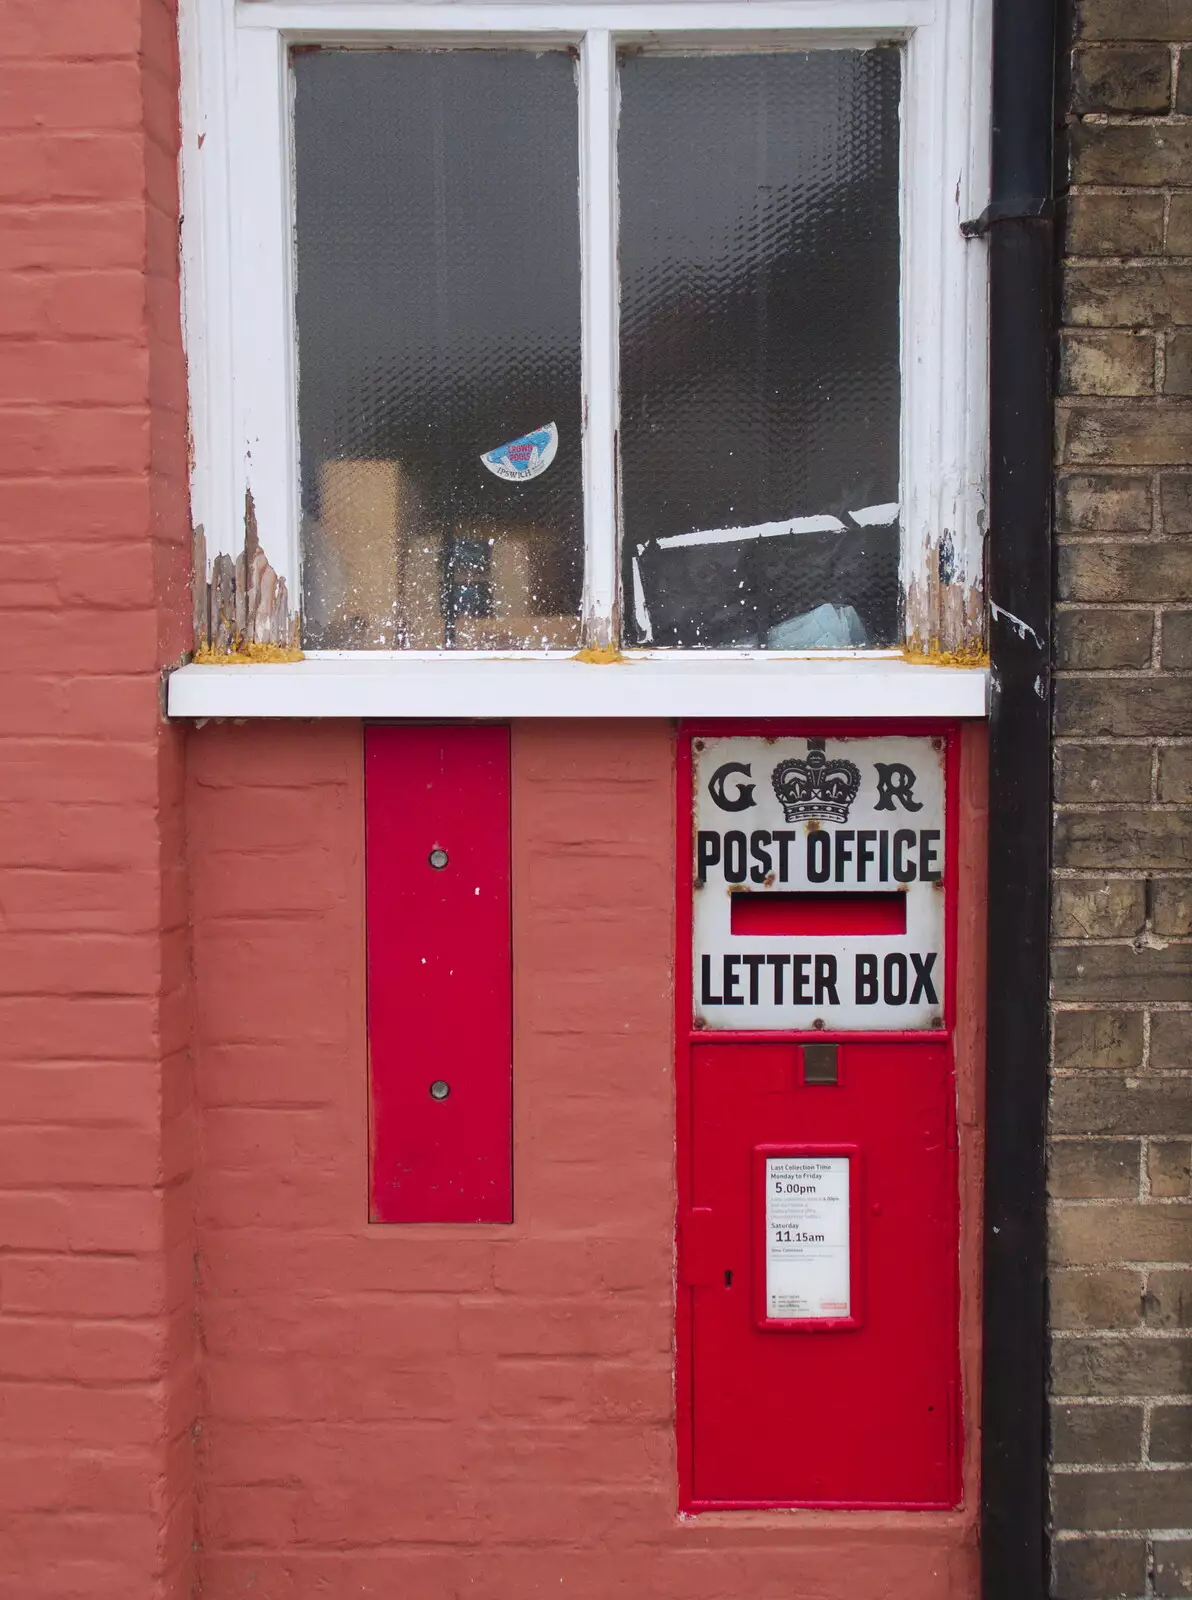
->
[579,28,619,646]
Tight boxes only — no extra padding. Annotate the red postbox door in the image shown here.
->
[683,1038,958,1507]
[678,725,961,1510]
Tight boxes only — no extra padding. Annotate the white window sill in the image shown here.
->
[166,652,989,720]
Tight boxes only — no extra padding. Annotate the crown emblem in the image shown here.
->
[771,741,862,824]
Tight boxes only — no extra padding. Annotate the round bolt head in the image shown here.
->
[429,1080,451,1101]
[428,848,449,870]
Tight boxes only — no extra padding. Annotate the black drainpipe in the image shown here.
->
[978,0,1058,1594]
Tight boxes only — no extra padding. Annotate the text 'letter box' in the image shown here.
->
[678,726,960,1510]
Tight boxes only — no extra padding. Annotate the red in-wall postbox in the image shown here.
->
[677,724,960,1510]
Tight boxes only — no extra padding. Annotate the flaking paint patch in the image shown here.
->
[905,546,987,662]
[192,523,207,645]
[192,490,300,658]
[989,601,1044,650]
[937,529,958,587]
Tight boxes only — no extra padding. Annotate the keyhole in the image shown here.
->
[724,1270,733,1288]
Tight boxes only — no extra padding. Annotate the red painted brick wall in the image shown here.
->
[0,2,989,1588]
[187,720,985,1598]
[0,2,195,1595]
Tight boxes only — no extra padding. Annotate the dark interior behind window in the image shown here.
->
[618,48,902,649]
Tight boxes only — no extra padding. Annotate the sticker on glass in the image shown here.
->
[480,422,558,483]
[765,1156,850,1319]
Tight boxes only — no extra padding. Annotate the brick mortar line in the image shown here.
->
[1046,1002,1192,1010]
[1052,1133,1191,1139]
[1066,251,1192,259]
[1057,535,1192,545]
[1051,1186,1187,1198]
[1074,113,1192,126]
[0,401,169,415]
[1049,1061,1192,1072]
[1052,1207,1192,1214]
[0,1374,172,1390]
[1058,399,1192,409]
[1067,182,1174,192]
[1169,184,1176,257]
[1051,1397,1188,1409]
[1175,39,1185,117]
[0,55,149,65]
[1051,867,1192,875]
[1052,1529,1192,1541]
[1065,251,1192,261]
[0,470,166,484]
[1049,1276,1192,1285]
[1064,272,1192,284]
[1049,1388,1190,1401]
[0,1247,159,1261]
[1049,1059,1192,1069]
[1052,800,1192,808]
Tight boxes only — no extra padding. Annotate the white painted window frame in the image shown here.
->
[173,0,991,717]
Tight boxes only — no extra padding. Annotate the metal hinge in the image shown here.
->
[960,197,1053,239]
[677,1207,721,1288]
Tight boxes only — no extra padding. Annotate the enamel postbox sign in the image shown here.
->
[694,734,947,1030]
[677,726,961,1512]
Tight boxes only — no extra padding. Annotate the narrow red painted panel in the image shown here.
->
[366,724,512,1223]
[730,891,908,937]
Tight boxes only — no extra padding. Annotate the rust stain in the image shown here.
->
[191,490,301,662]
[193,641,304,665]
[573,643,625,665]
[901,640,989,668]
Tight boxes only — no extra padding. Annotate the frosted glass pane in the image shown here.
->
[294,50,582,650]
[618,49,902,649]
